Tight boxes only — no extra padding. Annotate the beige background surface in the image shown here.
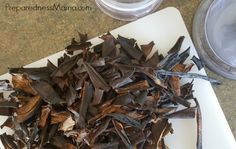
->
[0,0,235,138]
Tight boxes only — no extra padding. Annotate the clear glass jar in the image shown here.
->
[193,0,236,79]
[95,0,163,21]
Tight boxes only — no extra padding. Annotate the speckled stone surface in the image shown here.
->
[0,0,235,138]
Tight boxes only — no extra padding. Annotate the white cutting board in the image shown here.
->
[0,7,235,149]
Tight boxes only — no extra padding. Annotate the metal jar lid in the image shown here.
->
[193,0,236,79]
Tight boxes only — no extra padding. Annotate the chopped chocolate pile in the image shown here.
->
[0,32,219,149]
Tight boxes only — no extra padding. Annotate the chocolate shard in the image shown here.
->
[102,35,117,58]
[39,121,49,148]
[9,67,52,82]
[194,98,202,149]
[65,34,92,53]
[129,130,146,146]
[88,118,111,145]
[99,32,117,43]
[31,80,64,104]
[78,32,88,43]
[158,138,168,149]
[0,133,18,149]
[48,124,59,141]
[50,134,76,149]
[191,56,204,70]
[47,59,57,71]
[115,63,135,77]
[145,51,160,68]
[92,88,104,105]
[168,36,185,54]
[118,35,143,60]
[110,76,133,89]
[51,54,82,77]
[39,105,51,128]
[113,93,133,105]
[50,111,70,124]
[135,90,148,105]
[78,81,93,128]
[84,62,110,91]
[136,67,164,87]
[66,41,92,52]
[141,41,155,58]
[170,76,181,96]
[112,119,133,149]
[179,47,190,64]
[66,85,77,106]
[12,74,37,95]
[16,95,41,123]
[115,80,150,94]
[145,119,168,148]
[109,113,142,129]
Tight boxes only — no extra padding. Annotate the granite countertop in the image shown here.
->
[0,0,235,138]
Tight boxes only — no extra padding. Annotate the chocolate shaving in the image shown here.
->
[145,51,160,68]
[112,119,133,149]
[78,81,93,128]
[31,81,63,104]
[16,95,41,123]
[194,98,202,149]
[191,56,204,70]
[92,88,104,105]
[51,54,82,77]
[50,111,70,124]
[115,80,150,94]
[168,36,185,54]
[39,105,51,128]
[12,74,37,95]
[109,113,142,129]
[102,35,117,58]
[118,35,143,60]
[141,41,155,58]
[84,62,110,91]
[65,36,92,53]
[9,67,53,82]
[88,118,111,145]
[0,133,18,149]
